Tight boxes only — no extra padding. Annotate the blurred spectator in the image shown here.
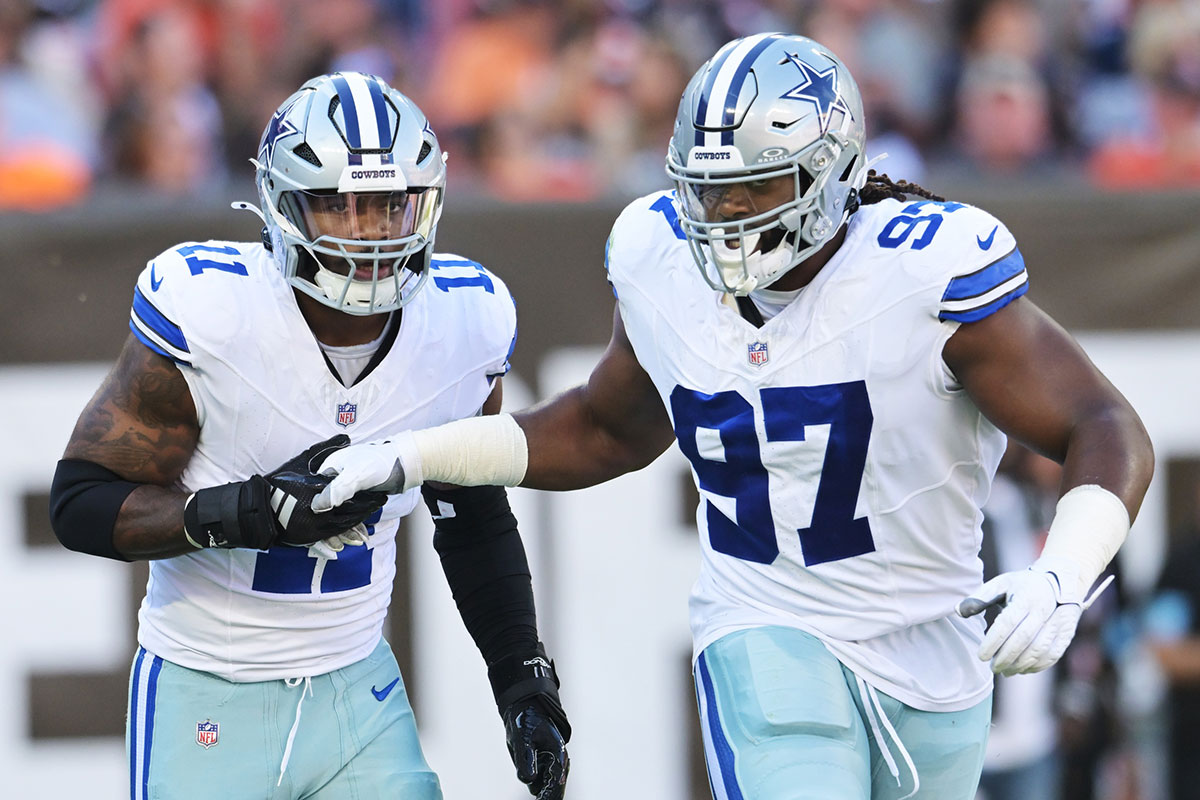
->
[1087,0,1200,188]
[1144,479,1200,800]
[954,55,1055,174]
[102,4,226,193]
[0,0,96,210]
[421,0,557,189]
[806,0,944,178]
[938,0,1072,177]
[3,0,1198,205]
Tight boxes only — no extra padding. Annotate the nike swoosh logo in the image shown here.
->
[976,225,999,251]
[371,677,400,702]
[149,264,164,291]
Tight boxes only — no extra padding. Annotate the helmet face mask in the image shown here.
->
[666,34,868,295]
[250,72,446,315]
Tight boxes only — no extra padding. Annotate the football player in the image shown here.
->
[314,36,1153,799]
[49,73,569,800]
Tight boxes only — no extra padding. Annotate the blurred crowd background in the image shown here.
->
[4,2,1200,800]
[4,0,1200,211]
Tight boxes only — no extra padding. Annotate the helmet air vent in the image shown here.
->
[417,139,432,164]
[292,142,323,167]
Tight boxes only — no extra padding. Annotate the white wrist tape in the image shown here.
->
[393,413,529,492]
[1034,484,1131,601]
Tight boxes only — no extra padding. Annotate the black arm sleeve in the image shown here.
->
[423,483,540,666]
[49,459,137,561]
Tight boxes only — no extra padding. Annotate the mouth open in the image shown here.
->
[353,264,394,280]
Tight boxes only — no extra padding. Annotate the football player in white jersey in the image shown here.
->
[49,73,569,800]
[313,36,1154,799]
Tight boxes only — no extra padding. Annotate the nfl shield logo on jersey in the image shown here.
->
[336,402,357,427]
[196,719,219,749]
[748,342,769,367]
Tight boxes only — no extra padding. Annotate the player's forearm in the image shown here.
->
[50,458,194,561]
[112,484,196,559]
[514,385,668,490]
[1058,403,1155,521]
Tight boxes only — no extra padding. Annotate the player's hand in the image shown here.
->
[184,435,386,550]
[311,435,415,512]
[502,696,570,800]
[957,563,1113,676]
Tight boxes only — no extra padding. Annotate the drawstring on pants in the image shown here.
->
[855,675,920,800]
[278,676,313,787]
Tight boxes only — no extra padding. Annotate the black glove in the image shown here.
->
[490,645,571,800]
[183,434,387,550]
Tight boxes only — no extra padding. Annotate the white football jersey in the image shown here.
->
[606,192,1029,711]
[128,241,516,681]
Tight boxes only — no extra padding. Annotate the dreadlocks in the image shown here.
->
[857,170,944,206]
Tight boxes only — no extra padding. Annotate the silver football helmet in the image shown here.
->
[243,72,445,314]
[666,33,867,295]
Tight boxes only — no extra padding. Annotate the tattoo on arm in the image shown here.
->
[65,335,199,484]
[63,335,202,559]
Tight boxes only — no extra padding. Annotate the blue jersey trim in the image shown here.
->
[698,652,745,800]
[941,248,1025,303]
[132,287,189,353]
[940,281,1029,323]
[129,323,192,366]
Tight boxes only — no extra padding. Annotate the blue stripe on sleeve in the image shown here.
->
[698,653,745,800]
[939,281,1028,323]
[132,287,189,352]
[941,248,1025,302]
[129,322,191,366]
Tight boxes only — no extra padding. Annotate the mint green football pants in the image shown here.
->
[695,625,992,800]
[126,637,441,799]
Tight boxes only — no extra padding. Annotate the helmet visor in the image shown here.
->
[282,188,441,245]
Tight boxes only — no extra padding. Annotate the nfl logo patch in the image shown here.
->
[748,342,769,367]
[196,719,219,749]
[336,402,357,427]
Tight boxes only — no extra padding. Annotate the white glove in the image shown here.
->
[305,523,371,560]
[311,434,420,513]
[958,561,1113,676]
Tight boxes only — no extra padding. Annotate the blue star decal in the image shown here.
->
[258,96,302,171]
[779,54,854,136]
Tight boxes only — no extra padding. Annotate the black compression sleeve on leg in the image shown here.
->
[423,483,539,669]
[49,459,137,561]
